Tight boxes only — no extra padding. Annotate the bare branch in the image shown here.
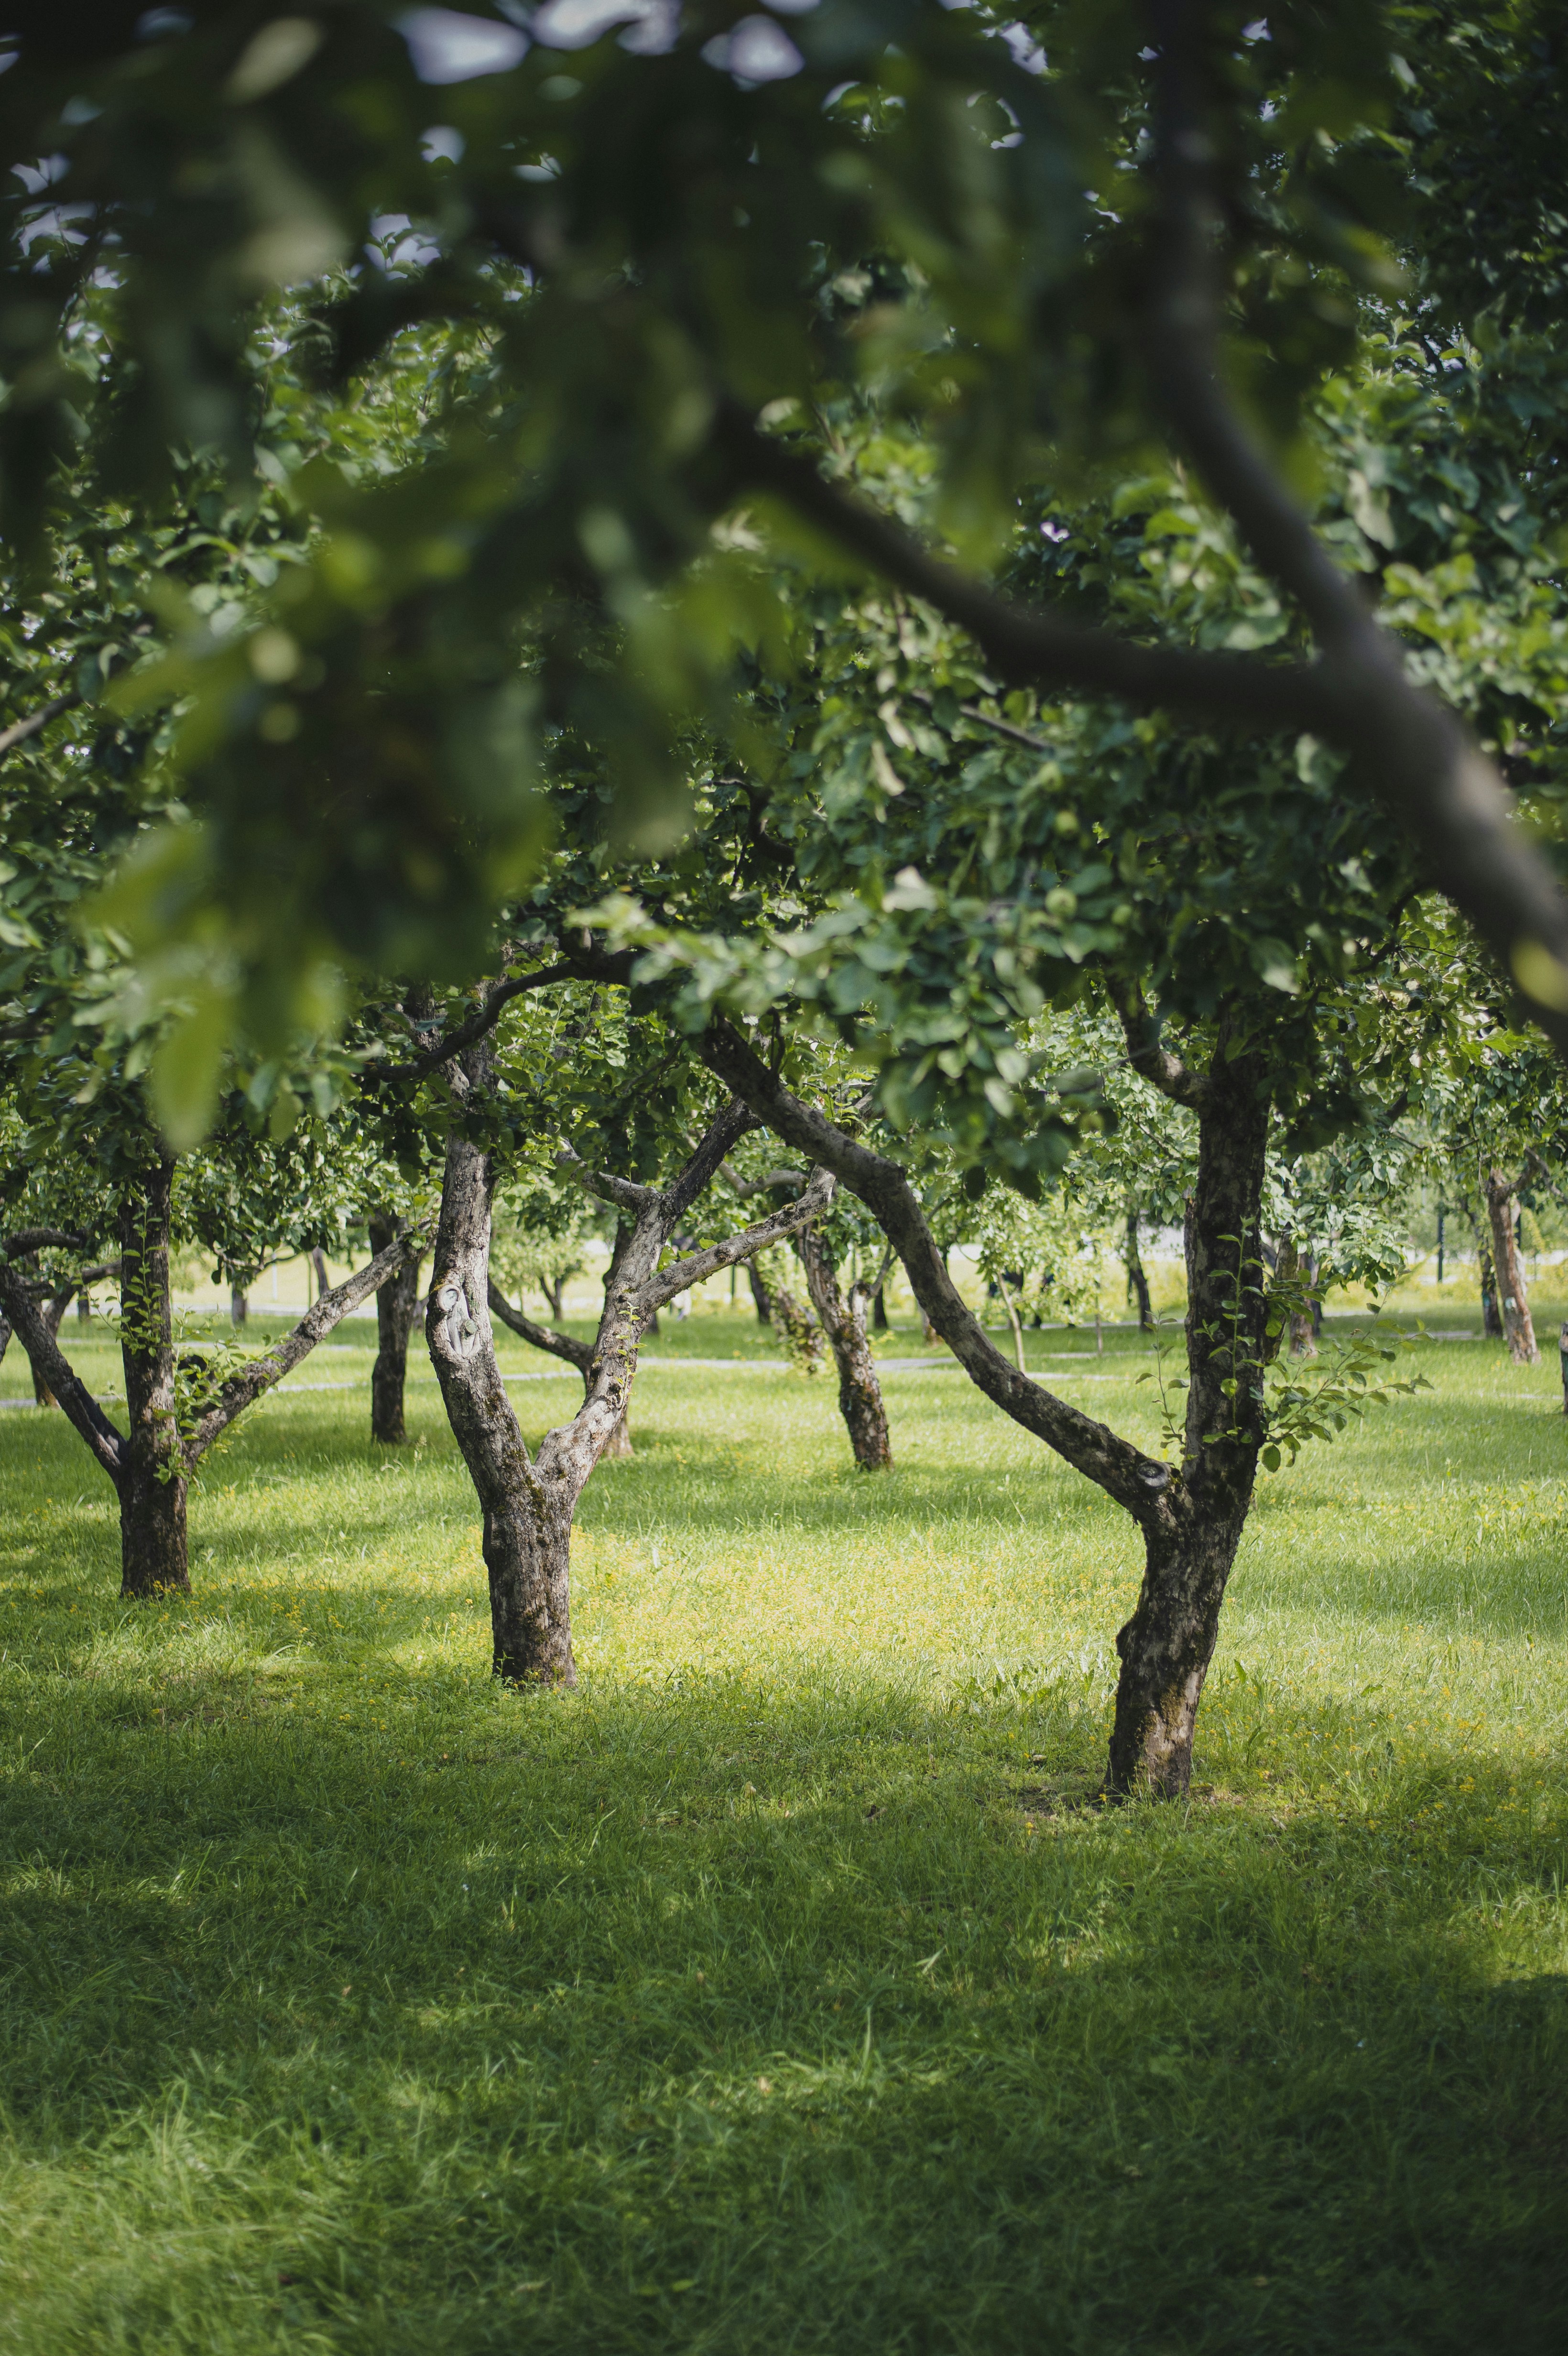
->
[182,1225,428,1464]
[905,687,1051,754]
[486,1281,591,1374]
[0,691,80,759]
[719,1159,807,1198]
[641,1165,836,1311]
[0,1261,125,1487]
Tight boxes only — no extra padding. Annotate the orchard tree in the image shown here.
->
[4,1,1568,1116]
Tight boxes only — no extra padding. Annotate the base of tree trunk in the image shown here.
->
[487,1500,577,1686]
[1105,1502,1248,1799]
[120,1470,190,1597]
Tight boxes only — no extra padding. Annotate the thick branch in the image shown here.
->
[1,1227,94,1258]
[183,1226,426,1464]
[716,401,1329,731]
[0,1261,125,1486]
[486,1281,592,1374]
[1140,0,1568,1057]
[1103,975,1208,1110]
[641,1166,836,1311]
[699,1017,1170,1521]
[657,1098,755,1235]
[556,1145,656,1215]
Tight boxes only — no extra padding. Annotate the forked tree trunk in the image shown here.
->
[428,1125,578,1687]
[118,1161,190,1598]
[795,1224,892,1469]
[1485,1173,1539,1364]
[368,1212,424,1444]
[1124,1206,1154,1332]
[1106,1059,1268,1796]
[430,1055,833,1688]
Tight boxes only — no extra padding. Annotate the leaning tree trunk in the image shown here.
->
[118,1161,190,1598]
[1486,1176,1539,1364]
[427,1116,577,1687]
[795,1225,892,1469]
[30,1288,72,1407]
[368,1212,423,1444]
[1106,1060,1269,1798]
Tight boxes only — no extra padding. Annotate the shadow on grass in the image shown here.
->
[1,1650,1566,2356]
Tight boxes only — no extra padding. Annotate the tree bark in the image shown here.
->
[1484,1171,1539,1363]
[700,1008,1274,1800]
[431,1058,833,1687]
[229,1281,248,1326]
[118,1160,190,1598]
[1477,1222,1503,1336]
[368,1212,423,1444]
[1124,1206,1154,1332]
[795,1224,892,1469]
[747,1260,772,1323]
[310,1246,330,1303]
[1106,1056,1269,1796]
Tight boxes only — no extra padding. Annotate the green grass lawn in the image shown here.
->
[1,1308,1567,2352]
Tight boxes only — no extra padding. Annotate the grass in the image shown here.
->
[1,1306,1567,2351]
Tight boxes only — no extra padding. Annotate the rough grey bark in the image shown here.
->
[795,1223,892,1469]
[0,1188,422,1600]
[1484,1167,1539,1364]
[310,1245,330,1303]
[229,1282,248,1326]
[701,1007,1274,1799]
[368,1211,424,1444]
[426,1054,834,1688]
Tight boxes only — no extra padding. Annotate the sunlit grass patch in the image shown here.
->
[0,1312,1566,2350]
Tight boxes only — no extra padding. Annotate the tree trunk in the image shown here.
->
[310,1246,330,1303]
[77,1292,91,1325]
[795,1225,892,1469]
[30,1288,72,1407]
[542,1273,565,1322]
[1124,1206,1154,1332]
[229,1282,248,1326]
[747,1260,772,1323]
[118,1161,190,1598]
[1477,1222,1503,1336]
[871,1279,890,1331]
[1486,1174,1539,1363]
[1106,1058,1269,1798]
[427,1120,577,1687]
[368,1213,423,1445]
